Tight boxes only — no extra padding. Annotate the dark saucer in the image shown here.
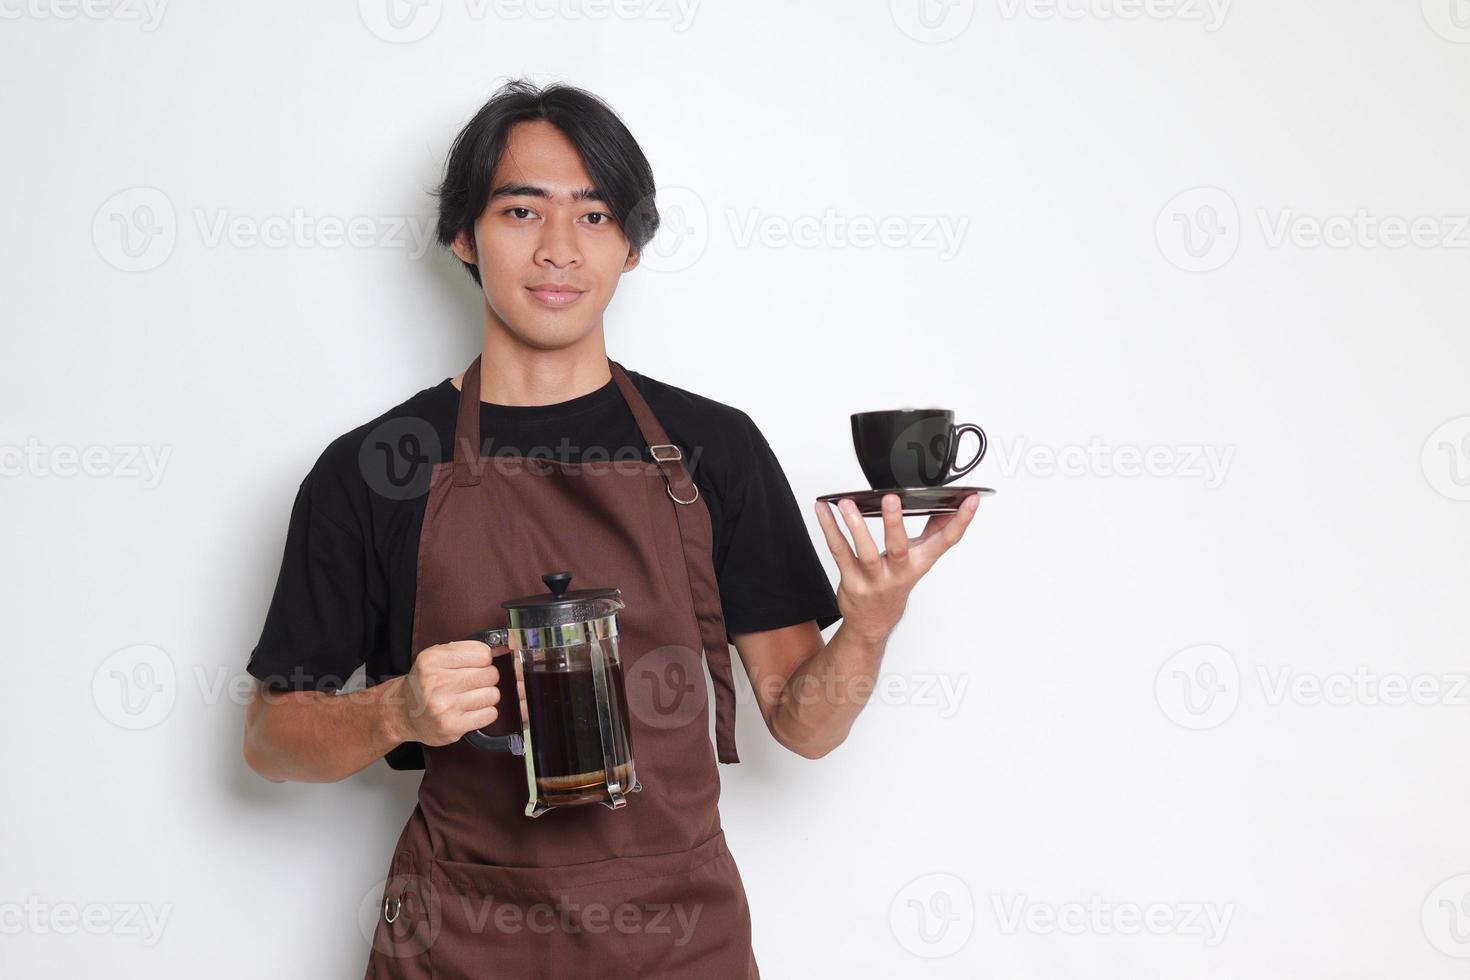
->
[816,486,996,517]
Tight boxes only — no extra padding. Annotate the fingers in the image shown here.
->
[836,498,881,567]
[817,492,980,580]
[459,705,499,734]
[421,669,500,733]
[914,511,957,545]
[416,652,499,694]
[940,492,982,546]
[446,669,500,707]
[814,499,859,580]
[916,493,982,555]
[880,493,909,561]
[458,682,501,711]
[427,640,495,669]
[435,663,500,694]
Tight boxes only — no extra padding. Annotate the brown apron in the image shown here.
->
[363,355,760,979]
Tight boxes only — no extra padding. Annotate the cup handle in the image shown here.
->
[943,424,987,485]
[460,629,524,755]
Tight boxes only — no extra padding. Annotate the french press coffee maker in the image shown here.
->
[462,570,641,818]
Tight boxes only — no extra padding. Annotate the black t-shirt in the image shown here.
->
[245,366,841,767]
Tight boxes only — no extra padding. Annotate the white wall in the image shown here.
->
[4,1,1470,976]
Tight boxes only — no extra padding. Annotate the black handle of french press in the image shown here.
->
[460,628,524,756]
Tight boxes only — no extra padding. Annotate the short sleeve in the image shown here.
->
[246,465,374,692]
[715,412,842,639]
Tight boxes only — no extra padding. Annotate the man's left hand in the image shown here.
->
[814,491,983,644]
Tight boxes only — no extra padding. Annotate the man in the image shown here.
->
[242,78,981,978]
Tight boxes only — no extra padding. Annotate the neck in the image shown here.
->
[453,320,612,405]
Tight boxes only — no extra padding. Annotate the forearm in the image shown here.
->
[768,623,889,760]
[243,677,409,784]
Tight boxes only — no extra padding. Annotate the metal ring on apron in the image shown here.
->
[383,895,402,923]
[667,482,699,505]
[649,443,699,505]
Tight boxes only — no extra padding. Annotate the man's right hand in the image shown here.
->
[242,641,504,784]
[387,640,502,746]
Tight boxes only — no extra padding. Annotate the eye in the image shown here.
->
[504,206,536,220]
[585,212,614,226]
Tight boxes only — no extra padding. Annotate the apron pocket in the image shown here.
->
[426,829,757,980]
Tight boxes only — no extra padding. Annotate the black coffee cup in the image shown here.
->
[851,409,987,489]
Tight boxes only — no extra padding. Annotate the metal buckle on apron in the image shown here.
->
[649,444,700,505]
[383,894,402,923]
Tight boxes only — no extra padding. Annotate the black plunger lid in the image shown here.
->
[501,571,622,628]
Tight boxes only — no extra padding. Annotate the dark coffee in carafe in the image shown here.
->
[523,664,636,806]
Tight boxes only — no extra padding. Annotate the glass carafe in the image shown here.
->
[462,571,641,818]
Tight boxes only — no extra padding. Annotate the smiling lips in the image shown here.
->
[526,282,585,308]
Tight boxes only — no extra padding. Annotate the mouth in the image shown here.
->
[525,285,586,308]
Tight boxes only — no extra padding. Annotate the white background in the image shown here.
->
[4,1,1470,977]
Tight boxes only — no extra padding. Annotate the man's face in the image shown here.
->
[451,120,640,348]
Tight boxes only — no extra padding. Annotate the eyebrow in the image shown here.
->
[488,183,607,204]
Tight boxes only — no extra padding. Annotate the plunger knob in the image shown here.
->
[542,571,573,597]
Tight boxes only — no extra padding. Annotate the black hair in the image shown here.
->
[432,78,660,286]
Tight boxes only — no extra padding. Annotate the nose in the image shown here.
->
[533,211,581,270]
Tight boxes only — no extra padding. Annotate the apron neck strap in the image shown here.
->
[450,354,698,500]
[452,355,485,487]
[606,361,700,503]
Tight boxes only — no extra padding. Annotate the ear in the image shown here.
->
[623,247,641,273]
[450,228,477,267]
